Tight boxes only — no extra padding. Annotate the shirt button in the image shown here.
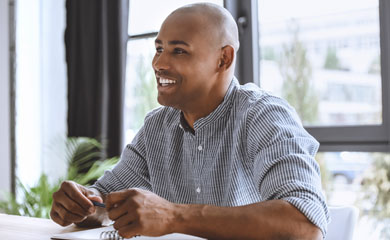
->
[198,145,203,151]
[196,187,201,193]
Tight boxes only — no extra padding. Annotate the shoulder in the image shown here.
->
[233,81,306,136]
[236,84,318,156]
[235,82,269,104]
[234,82,296,120]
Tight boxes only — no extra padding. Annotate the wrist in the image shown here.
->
[169,203,187,234]
[169,203,205,235]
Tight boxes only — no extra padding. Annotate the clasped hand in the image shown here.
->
[106,188,176,238]
[50,181,177,239]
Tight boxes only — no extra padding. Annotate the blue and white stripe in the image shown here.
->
[93,77,330,236]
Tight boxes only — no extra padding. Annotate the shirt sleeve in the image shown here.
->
[91,124,152,195]
[246,95,330,237]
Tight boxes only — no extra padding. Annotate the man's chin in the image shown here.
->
[157,96,177,109]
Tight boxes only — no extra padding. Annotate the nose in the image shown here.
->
[152,52,169,71]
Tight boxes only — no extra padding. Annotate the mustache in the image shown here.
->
[155,70,177,79]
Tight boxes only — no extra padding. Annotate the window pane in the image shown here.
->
[124,39,158,145]
[128,0,223,35]
[15,0,68,185]
[317,152,390,239]
[258,0,382,126]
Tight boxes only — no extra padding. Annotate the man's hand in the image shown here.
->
[50,180,103,226]
[106,188,176,239]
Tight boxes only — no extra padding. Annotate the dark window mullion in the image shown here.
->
[379,0,390,151]
[225,0,259,85]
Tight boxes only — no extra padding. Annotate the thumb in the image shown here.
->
[82,186,104,203]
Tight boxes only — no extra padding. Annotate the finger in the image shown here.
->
[87,195,103,203]
[55,190,91,216]
[113,212,136,230]
[84,187,104,203]
[61,181,94,211]
[117,222,141,239]
[108,200,134,221]
[53,190,91,217]
[50,209,72,227]
[54,201,87,223]
[106,189,135,210]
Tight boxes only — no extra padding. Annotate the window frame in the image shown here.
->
[225,0,259,86]
[226,0,390,152]
[0,0,15,195]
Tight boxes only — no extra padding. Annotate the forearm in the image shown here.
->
[172,200,322,240]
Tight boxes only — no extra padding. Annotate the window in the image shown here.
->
[123,0,223,145]
[14,0,68,186]
[258,0,382,126]
[257,0,390,152]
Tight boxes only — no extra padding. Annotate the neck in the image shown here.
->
[182,78,232,129]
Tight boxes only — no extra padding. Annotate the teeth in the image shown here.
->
[159,78,176,85]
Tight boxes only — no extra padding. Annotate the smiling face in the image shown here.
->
[152,12,221,110]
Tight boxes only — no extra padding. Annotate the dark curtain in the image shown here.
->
[65,0,129,158]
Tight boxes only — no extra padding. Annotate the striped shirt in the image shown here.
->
[93,78,330,236]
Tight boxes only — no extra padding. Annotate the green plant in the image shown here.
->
[129,55,160,130]
[261,46,277,61]
[0,174,58,218]
[0,137,119,218]
[278,21,319,125]
[323,47,343,70]
[368,54,381,74]
[360,153,390,239]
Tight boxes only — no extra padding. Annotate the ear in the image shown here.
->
[218,45,235,70]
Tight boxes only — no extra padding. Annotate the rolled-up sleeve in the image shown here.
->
[247,95,330,237]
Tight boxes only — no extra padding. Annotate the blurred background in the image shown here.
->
[0,0,389,239]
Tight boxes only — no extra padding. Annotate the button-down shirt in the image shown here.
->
[93,78,330,236]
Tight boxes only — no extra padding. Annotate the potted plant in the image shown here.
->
[0,137,119,219]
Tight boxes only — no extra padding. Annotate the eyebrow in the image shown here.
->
[155,39,190,47]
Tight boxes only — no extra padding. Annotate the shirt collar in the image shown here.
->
[179,77,238,134]
[179,112,195,135]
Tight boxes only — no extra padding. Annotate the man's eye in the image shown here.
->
[174,48,186,54]
[156,47,163,53]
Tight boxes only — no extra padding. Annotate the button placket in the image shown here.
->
[195,133,203,202]
[194,131,203,176]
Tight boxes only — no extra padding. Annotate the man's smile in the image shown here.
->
[159,77,177,87]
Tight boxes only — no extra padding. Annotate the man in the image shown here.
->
[51,3,329,239]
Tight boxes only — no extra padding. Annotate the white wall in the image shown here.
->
[0,0,12,194]
[15,0,67,186]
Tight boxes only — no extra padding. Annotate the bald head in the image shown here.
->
[167,3,240,52]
